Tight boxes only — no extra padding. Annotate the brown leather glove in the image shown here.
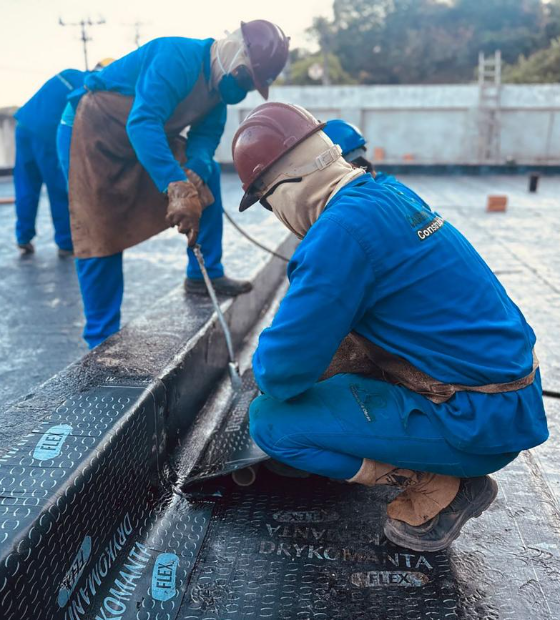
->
[185,168,215,208]
[166,180,203,246]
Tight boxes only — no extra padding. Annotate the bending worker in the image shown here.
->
[232,103,548,552]
[13,61,111,256]
[57,21,288,348]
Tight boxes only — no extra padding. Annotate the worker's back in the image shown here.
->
[84,37,214,97]
[15,69,86,142]
[318,173,535,386]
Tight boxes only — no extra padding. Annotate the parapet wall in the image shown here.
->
[0,113,15,169]
[1,84,559,170]
[218,84,560,166]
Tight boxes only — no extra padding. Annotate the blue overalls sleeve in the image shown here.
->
[185,103,227,183]
[253,216,375,401]
[126,43,204,192]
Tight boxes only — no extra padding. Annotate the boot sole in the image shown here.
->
[185,286,211,297]
[185,286,253,297]
[383,477,498,553]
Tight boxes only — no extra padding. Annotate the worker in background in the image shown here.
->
[57,22,289,349]
[232,103,547,552]
[322,119,374,173]
[323,117,419,189]
[13,60,112,256]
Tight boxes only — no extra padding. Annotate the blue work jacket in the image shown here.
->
[82,37,226,192]
[15,69,88,143]
[253,173,548,455]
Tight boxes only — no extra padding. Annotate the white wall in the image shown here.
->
[1,84,559,169]
[217,84,560,165]
[0,115,15,169]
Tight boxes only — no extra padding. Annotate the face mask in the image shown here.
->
[218,74,248,104]
[215,40,249,104]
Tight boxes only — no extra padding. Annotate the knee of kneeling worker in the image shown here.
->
[249,395,286,456]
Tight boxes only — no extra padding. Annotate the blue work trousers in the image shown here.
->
[57,122,225,347]
[14,124,72,250]
[250,374,519,480]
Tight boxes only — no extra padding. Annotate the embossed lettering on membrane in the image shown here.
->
[351,570,430,587]
[151,553,179,601]
[58,536,92,607]
[33,423,73,461]
[272,510,339,523]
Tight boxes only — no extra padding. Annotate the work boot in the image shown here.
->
[184,276,253,297]
[348,459,460,526]
[384,475,498,552]
[57,248,74,258]
[17,242,34,255]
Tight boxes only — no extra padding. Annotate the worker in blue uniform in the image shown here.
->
[232,103,548,552]
[12,65,109,256]
[57,22,289,348]
[322,119,374,173]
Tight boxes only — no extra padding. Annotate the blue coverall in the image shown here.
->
[57,38,227,348]
[14,69,87,251]
[250,174,548,479]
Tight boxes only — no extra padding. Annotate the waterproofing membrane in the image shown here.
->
[0,384,164,620]
[2,381,559,619]
[185,371,268,485]
[178,473,458,620]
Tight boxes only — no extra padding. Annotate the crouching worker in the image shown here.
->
[58,21,289,348]
[232,103,548,552]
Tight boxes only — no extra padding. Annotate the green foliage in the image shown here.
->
[304,0,560,84]
[504,38,560,83]
[289,53,357,86]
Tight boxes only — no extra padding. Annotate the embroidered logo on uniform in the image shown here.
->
[406,211,430,228]
[417,216,444,241]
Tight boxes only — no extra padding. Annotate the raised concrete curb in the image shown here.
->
[0,229,295,619]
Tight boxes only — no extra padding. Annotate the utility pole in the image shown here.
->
[122,21,150,49]
[59,17,106,71]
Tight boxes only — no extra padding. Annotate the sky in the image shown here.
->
[0,0,331,108]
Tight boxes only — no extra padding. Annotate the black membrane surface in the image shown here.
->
[2,381,559,620]
[185,371,268,485]
[178,473,459,620]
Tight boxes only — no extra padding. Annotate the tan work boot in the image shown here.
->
[348,459,461,526]
[384,476,498,552]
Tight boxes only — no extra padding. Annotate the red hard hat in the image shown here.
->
[241,20,289,100]
[232,102,325,211]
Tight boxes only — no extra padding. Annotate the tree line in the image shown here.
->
[287,0,560,85]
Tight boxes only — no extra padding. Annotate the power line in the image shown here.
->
[58,17,106,71]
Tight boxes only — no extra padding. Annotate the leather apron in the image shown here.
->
[68,68,221,258]
[322,332,538,403]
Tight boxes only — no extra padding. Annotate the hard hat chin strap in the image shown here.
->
[292,144,342,177]
[256,144,342,195]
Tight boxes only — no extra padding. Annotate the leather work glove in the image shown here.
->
[166,180,203,246]
[185,168,215,208]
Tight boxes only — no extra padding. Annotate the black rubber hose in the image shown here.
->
[223,208,290,263]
